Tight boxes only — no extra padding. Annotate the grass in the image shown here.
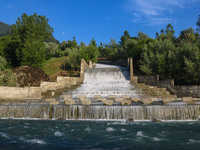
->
[42,56,67,76]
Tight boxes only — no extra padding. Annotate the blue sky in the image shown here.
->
[0,0,200,45]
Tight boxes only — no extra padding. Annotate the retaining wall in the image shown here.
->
[136,75,200,98]
[0,59,91,100]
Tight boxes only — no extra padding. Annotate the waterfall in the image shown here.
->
[52,105,200,120]
[1,105,199,120]
[63,64,141,98]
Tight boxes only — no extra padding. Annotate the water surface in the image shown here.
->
[0,119,200,150]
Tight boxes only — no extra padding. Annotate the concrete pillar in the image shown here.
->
[89,60,93,68]
[127,58,130,67]
[80,58,85,81]
[130,57,134,82]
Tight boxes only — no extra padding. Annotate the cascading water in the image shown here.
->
[0,64,199,121]
[63,64,141,98]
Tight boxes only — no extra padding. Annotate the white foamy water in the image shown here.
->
[54,131,63,137]
[106,127,115,132]
[136,131,144,137]
[0,132,9,138]
[63,64,141,98]
[26,139,46,144]
[85,127,92,132]
[151,137,164,141]
[121,128,127,132]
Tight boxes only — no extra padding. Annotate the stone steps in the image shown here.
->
[134,83,177,100]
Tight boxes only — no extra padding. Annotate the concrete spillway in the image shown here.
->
[63,64,141,98]
[1,63,199,121]
[0,104,200,120]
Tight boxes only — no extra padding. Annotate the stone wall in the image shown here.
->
[174,85,200,98]
[136,75,200,98]
[0,59,91,100]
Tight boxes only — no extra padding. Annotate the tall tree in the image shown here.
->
[11,13,53,67]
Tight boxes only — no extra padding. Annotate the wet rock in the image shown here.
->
[126,118,134,122]
[65,99,75,105]
[57,118,65,120]
[152,118,162,122]
[81,99,91,106]
[121,100,131,105]
[102,100,113,106]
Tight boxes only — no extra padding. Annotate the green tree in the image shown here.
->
[0,56,17,86]
[11,13,53,67]
[120,30,131,47]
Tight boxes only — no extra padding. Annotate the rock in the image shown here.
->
[162,98,174,104]
[126,118,134,122]
[142,99,152,105]
[115,98,123,102]
[62,95,72,100]
[131,97,140,102]
[121,95,130,99]
[152,118,162,122]
[57,118,65,120]
[102,100,113,106]
[78,95,86,100]
[109,95,116,99]
[98,98,106,102]
[94,95,101,99]
[121,100,131,105]
[65,99,75,105]
[81,99,91,106]
[182,97,193,102]
[50,101,59,105]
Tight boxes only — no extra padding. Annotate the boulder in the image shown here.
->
[57,118,65,120]
[162,98,174,104]
[94,95,101,99]
[62,95,71,101]
[182,97,193,102]
[81,99,91,106]
[152,118,162,122]
[45,98,56,102]
[142,99,152,105]
[65,99,75,105]
[115,98,123,102]
[98,98,106,102]
[126,118,134,122]
[109,95,116,99]
[50,101,59,105]
[103,100,113,106]
[121,100,131,105]
[78,95,86,100]
[121,95,130,99]
[131,97,140,102]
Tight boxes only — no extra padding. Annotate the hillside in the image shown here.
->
[0,21,11,37]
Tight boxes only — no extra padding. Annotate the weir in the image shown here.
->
[0,63,200,121]
[63,64,141,98]
[0,104,200,120]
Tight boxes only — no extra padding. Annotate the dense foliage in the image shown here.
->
[98,23,200,85]
[0,21,11,37]
[0,56,17,86]
[0,13,200,85]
